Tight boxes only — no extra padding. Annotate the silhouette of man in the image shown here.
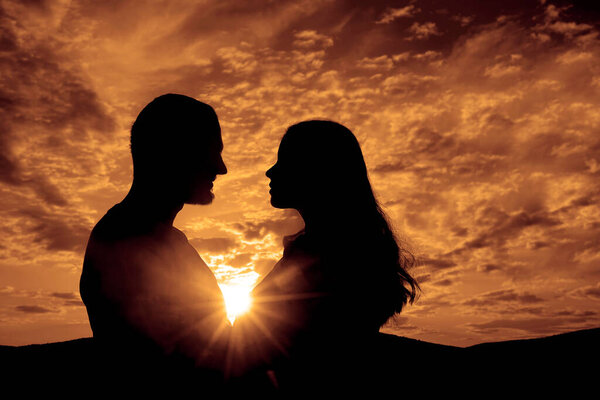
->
[80,94,229,389]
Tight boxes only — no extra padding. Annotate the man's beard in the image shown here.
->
[185,186,214,205]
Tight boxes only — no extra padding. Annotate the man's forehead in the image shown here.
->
[182,124,222,150]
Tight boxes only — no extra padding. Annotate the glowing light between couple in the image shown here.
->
[220,283,253,325]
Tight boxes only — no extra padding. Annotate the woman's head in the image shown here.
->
[266,120,372,212]
[267,120,419,327]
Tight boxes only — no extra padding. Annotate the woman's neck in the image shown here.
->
[299,207,348,239]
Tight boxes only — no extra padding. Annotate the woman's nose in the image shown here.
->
[266,165,274,178]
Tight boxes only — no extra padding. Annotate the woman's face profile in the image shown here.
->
[267,123,357,212]
[266,133,313,210]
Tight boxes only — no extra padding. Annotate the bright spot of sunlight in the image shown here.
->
[220,284,253,325]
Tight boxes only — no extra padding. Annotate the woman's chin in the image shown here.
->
[269,198,282,208]
[269,196,289,209]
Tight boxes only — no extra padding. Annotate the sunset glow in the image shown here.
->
[1,0,599,348]
[220,284,253,325]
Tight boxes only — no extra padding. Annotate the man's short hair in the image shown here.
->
[130,93,219,172]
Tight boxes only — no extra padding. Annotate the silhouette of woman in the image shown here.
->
[232,120,419,394]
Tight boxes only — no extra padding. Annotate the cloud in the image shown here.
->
[0,286,15,294]
[555,50,594,64]
[477,263,502,273]
[463,289,545,308]
[484,63,521,78]
[569,284,600,301]
[547,21,592,36]
[230,252,252,267]
[406,22,441,40]
[293,30,333,48]
[50,292,78,300]
[189,237,237,253]
[232,211,303,241]
[0,2,116,210]
[535,3,593,38]
[419,257,456,271]
[376,5,420,24]
[413,50,442,61]
[356,55,394,70]
[468,316,591,334]
[161,0,329,51]
[452,15,474,27]
[15,305,56,314]
[15,207,91,253]
[50,292,83,307]
[456,210,562,253]
[63,300,84,306]
[432,279,453,287]
[216,45,258,74]
[380,73,439,95]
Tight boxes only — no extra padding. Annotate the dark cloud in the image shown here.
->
[527,240,549,250]
[515,307,545,316]
[412,293,453,309]
[451,227,469,237]
[432,279,453,287]
[0,7,17,52]
[0,2,116,205]
[15,305,55,314]
[419,257,456,271]
[63,300,84,307]
[373,160,410,174]
[451,209,562,255]
[553,191,600,215]
[554,309,597,317]
[463,289,545,308]
[15,207,90,253]
[478,263,502,273]
[468,315,593,335]
[582,287,600,300]
[50,292,77,300]
[569,284,600,300]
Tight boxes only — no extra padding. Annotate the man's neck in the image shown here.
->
[121,182,183,227]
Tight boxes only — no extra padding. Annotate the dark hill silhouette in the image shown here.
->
[1,328,596,397]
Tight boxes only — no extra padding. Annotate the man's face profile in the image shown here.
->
[129,94,229,206]
[179,124,227,205]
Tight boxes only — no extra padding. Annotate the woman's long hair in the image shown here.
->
[282,121,419,329]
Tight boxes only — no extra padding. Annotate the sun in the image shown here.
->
[220,284,253,325]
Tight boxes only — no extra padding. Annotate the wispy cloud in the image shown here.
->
[376,5,420,24]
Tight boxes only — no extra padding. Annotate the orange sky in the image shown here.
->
[0,0,599,347]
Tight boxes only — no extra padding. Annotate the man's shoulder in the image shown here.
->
[90,203,146,243]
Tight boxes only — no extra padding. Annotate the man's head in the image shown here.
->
[130,94,226,205]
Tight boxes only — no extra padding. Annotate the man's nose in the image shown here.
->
[217,156,227,175]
